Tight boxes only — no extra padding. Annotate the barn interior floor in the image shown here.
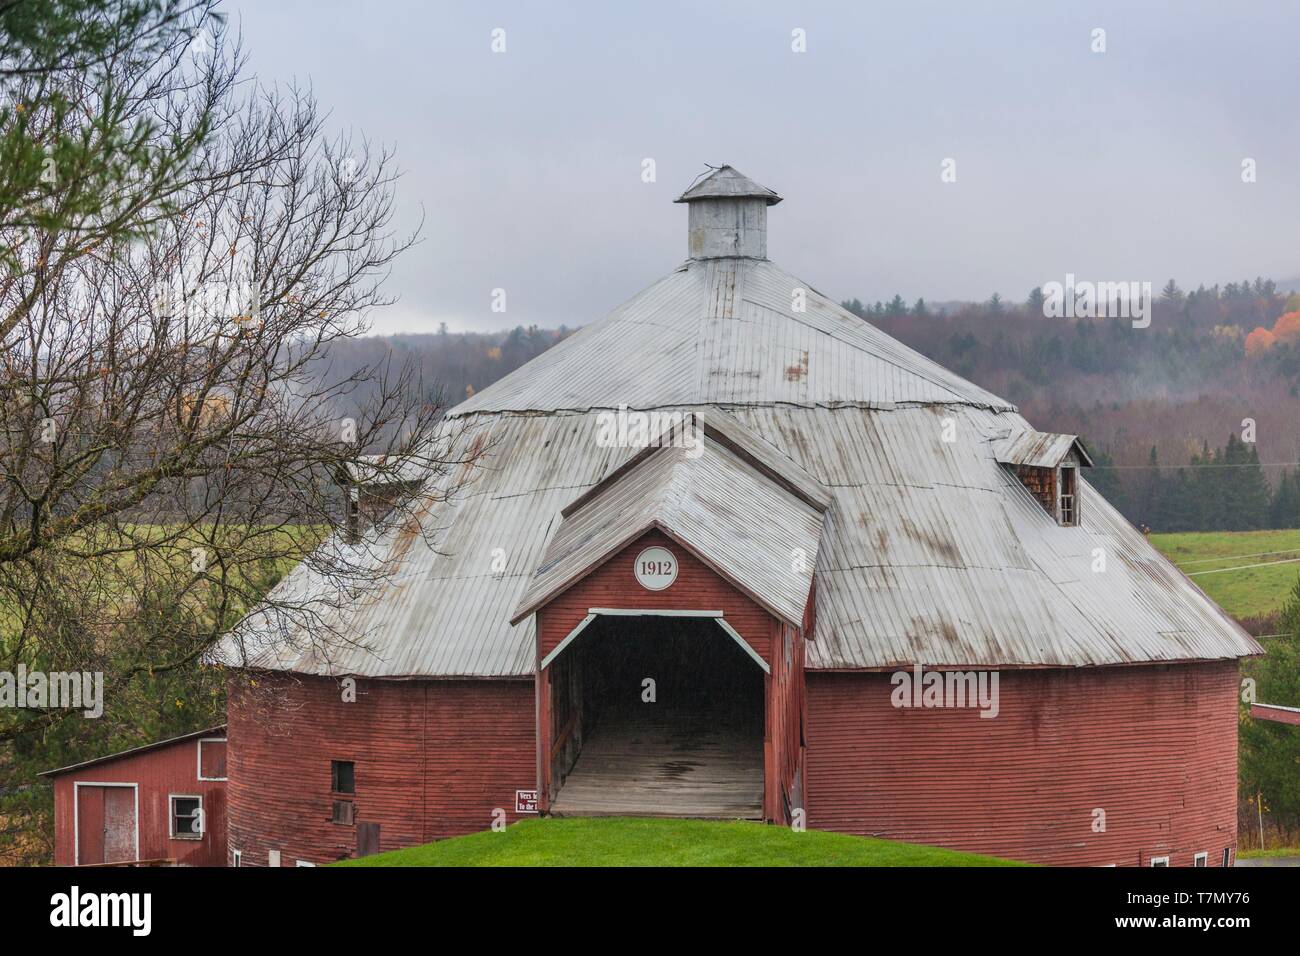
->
[549,704,763,820]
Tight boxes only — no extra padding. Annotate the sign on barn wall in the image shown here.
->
[515,790,539,813]
[634,546,678,591]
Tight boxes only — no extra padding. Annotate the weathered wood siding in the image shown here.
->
[226,674,534,866]
[805,660,1240,866]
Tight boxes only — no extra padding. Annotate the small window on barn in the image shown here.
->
[331,760,355,794]
[1150,855,1170,867]
[332,800,355,826]
[1194,852,1208,867]
[198,737,227,781]
[1222,847,1232,868]
[1060,467,1078,526]
[232,849,242,867]
[169,795,203,840]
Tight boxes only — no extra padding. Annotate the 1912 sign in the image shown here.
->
[634,546,677,590]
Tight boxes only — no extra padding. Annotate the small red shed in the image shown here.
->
[43,725,228,867]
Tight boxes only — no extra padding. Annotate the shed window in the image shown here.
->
[232,849,242,867]
[1150,856,1169,867]
[331,760,355,794]
[169,795,203,840]
[1194,852,1208,867]
[1222,848,1231,868]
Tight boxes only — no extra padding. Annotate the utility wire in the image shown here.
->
[1186,556,1300,576]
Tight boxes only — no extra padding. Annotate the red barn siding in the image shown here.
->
[226,674,535,866]
[51,734,228,867]
[805,661,1240,866]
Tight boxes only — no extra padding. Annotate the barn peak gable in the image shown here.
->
[511,414,826,629]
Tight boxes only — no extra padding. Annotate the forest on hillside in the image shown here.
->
[841,280,1300,532]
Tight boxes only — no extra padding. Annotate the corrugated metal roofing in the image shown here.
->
[214,173,1261,677]
[994,429,1094,468]
[511,424,825,627]
[453,257,1013,416]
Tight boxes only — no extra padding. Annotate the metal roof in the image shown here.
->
[511,419,826,627]
[675,165,783,205]
[213,173,1261,678]
[454,257,1014,416]
[994,429,1094,468]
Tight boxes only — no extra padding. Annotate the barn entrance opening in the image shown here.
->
[547,614,765,819]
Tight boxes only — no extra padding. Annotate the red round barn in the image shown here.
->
[212,167,1259,867]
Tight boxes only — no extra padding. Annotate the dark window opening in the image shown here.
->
[1222,847,1231,868]
[331,760,355,794]
[170,796,202,840]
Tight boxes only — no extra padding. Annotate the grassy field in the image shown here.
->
[332,817,1023,867]
[1149,529,1300,621]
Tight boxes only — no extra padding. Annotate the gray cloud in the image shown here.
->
[229,0,1300,333]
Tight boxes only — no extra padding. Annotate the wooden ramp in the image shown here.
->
[549,705,763,820]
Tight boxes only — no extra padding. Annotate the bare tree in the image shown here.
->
[0,6,475,862]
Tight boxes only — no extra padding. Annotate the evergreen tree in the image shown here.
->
[1081,443,1128,516]
[1230,437,1272,529]
[1272,470,1300,529]
[1136,446,1162,530]
[1026,286,1046,314]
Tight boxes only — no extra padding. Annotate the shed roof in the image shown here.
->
[40,725,226,777]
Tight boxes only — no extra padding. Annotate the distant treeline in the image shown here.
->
[1088,434,1300,533]
[842,279,1300,532]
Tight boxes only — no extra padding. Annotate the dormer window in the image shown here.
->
[1059,467,1078,526]
[996,431,1092,528]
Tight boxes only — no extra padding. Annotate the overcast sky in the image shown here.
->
[227,0,1300,334]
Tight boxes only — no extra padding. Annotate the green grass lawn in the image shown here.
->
[332,817,1023,867]
[1149,529,1300,620]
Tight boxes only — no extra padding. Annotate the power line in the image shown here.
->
[1186,556,1300,577]
[1090,461,1300,470]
